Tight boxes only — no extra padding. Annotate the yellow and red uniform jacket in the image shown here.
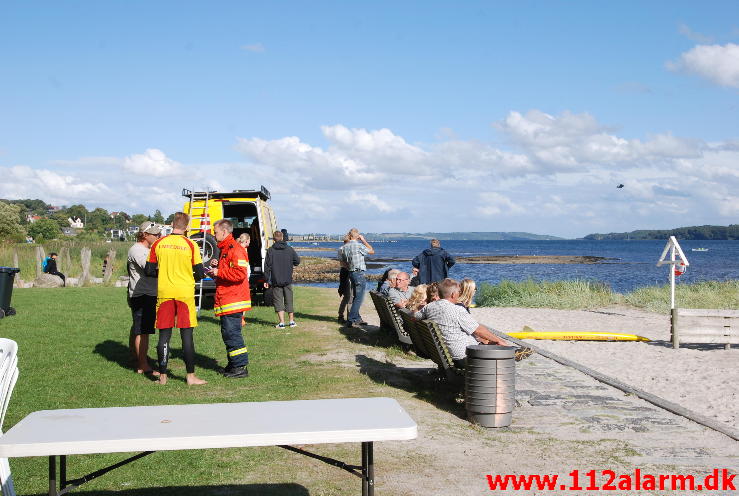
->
[214,234,252,316]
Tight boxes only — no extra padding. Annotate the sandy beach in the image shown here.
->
[471,305,739,431]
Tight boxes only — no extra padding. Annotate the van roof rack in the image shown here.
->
[182,186,270,201]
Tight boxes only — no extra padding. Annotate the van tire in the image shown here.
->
[191,233,220,266]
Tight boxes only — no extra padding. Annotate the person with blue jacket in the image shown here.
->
[412,239,455,284]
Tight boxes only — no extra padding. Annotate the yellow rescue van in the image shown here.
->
[182,187,280,303]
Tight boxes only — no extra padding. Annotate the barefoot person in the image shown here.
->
[145,212,207,386]
[211,219,251,378]
[127,221,161,375]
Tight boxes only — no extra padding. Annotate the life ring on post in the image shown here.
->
[674,261,687,276]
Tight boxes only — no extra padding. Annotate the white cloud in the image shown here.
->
[0,165,112,204]
[4,110,736,238]
[235,135,384,188]
[347,191,395,213]
[667,43,739,88]
[477,192,525,216]
[241,43,265,53]
[122,149,184,177]
[496,110,702,168]
[677,23,714,44]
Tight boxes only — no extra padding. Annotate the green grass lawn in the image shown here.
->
[0,286,376,495]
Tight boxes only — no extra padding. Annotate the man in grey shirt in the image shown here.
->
[387,271,413,308]
[415,278,508,365]
[127,221,161,375]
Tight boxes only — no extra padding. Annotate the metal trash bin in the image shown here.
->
[0,267,20,318]
[465,345,516,428]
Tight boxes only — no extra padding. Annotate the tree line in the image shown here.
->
[583,225,739,241]
[0,198,174,243]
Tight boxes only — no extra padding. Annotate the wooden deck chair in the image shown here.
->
[0,338,18,496]
[369,291,395,332]
[369,291,412,346]
[415,319,464,380]
[397,309,432,359]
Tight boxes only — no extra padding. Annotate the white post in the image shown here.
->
[670,244,676,310]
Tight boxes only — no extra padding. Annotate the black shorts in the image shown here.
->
[128,294,156,335]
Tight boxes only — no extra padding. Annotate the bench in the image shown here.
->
[671,308,739,349]
[0,397,417,496]
[368,291,412,346]
[397,310,464,381]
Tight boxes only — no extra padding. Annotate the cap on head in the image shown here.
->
[139,221,162,235]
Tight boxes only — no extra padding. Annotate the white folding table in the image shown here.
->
[0,397,417,496]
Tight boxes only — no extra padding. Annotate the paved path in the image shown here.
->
[355,299,738,494]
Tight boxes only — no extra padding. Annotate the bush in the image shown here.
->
[476,279,617,309]
[625,280,739,312]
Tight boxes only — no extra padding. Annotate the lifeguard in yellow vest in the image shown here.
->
[211,218,252,378]
[146,211,207,386]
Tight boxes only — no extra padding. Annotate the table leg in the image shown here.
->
[60,455,67,490]
[48,456,57,496]
[362,442,374,496]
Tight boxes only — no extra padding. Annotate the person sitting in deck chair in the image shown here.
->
[414,278,508,368]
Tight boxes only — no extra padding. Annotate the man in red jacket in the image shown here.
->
[211,219,251,378]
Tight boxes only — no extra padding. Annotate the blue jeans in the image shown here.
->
[220,312,249,368]
[348,270,366,323]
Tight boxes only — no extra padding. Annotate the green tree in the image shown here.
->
[165,213,175,225]
[64,204,88,221]
[86,208,112,231]
[27,218,60,241]
[152,209,165,223]
[131,214,148,226]
[0,201,26,240]
[51,211,70,231]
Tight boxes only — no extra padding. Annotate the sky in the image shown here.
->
[1,1,738,238]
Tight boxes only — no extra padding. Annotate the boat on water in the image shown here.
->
[691,248,709,252]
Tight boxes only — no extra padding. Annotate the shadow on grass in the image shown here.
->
[338,324,400,350]
[355,354,466,419]
[93,339,222,376]
[30,484,310,496]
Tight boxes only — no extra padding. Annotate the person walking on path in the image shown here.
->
[412,239,455,284]
[44,252,66,286]
[264,230,301,329]
[211,219,251,378]
[145,212,207,386]
[127,221,161,376]
[338,228,374,327]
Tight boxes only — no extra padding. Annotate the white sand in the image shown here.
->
[471,305,739,430]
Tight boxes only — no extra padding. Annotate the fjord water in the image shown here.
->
[294,239,739,293]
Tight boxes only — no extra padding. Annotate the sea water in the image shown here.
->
[293,239,739,293]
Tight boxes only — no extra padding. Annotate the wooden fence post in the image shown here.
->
[12,249,23,288]
[35,246,46,278]
[79,247,91,286]
[60,246,71,274]
[103,249,116,284]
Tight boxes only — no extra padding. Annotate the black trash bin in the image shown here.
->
[0,267,20,318]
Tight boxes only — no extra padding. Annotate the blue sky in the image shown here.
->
[1,1,737,237]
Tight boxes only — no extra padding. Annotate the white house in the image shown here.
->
[68,217,84,228]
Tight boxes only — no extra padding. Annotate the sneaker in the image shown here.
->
[275,323,286,329]
[338,316,346,324]
[288,321,297,327]
[223,366,249,378]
